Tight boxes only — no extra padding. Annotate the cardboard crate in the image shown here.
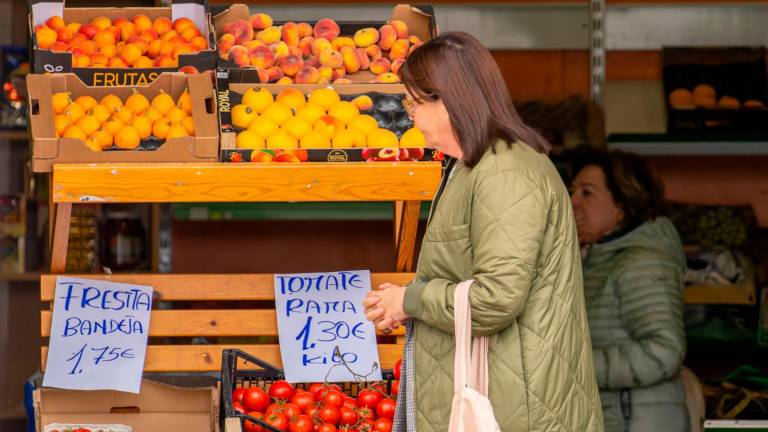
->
[28,72,219,172]
[29,0,217,86]
[216,68,437,163]
[35,378,219,432]
[213,4,436,83]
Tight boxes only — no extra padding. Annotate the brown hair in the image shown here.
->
[571,147,664,227]
[399,32,550,167]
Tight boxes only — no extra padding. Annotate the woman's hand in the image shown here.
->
[363,283,408,332]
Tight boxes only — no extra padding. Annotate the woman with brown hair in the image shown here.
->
[363,32,604,431]
[570,149,688,432]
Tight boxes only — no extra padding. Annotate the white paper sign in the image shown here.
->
[274,270,383,383]
[42,277,153,394]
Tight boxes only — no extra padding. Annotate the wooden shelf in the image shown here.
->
[52,162,441,204]
[684,283,757,305]
[0,130,28,141]
[0,272,40,282]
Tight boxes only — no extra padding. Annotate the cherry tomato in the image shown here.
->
[390,380,399,397]
[289,414,314,432]
[243,387,271,412]
[356,406,375,422]
[342,396,357,409]
[338,405,359,426]
[282,403,302,419]
[393,359,402,380]
[266,412,290,431]
[317,424,337,432]
[306,404,321,420]
[318,405,340,425]
[233,402,246,415]
[322,390,345,408]
[375,398,396,420]
[244,411,265,432]
[292,391,317,412]
[233,388,246,404]
[270,380,296,401]
[373,417,393,432]
[356,389,383,410]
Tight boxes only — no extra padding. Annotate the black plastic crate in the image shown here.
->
[220,349,395,432]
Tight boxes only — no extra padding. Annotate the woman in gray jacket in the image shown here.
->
[570,149,689,432]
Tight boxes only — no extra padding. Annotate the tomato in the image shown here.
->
[282,403,302,419]
[373,417,393,432]
[233,402,247,415]
[309,383,341,399]
[342,396,357,409]
[244,411,265,432]
[317,424,337,432]
[306,404,321,420]
[356,406,375,422]
[266,412,290,432]
[233,388,246,404]
[390,380,399,397]
[243,387,271,412]
[393,359,402,380]
[322,390,345,408]
[338,406,359,427]
[270,380,296,401]
[318,405,340,425]
[375,398,396,420]
[356,389,383,409]
[289,414,314,432]
[292,390,317,412]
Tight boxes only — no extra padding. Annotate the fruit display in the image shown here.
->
[33,14,208,69]
[213,4,436,84]
[218,78,437,163]
[668,84,766,111]
[50,87,195,151]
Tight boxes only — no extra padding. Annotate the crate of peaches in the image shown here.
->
[213,4,436,84]
[27,73,219,172]
[29,0,216,86]
[218,69,437,163]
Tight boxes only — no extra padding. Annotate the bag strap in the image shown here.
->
[453,280,490,396]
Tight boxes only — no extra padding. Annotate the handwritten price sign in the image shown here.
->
[42,277,153,393]
[274,270,382,383]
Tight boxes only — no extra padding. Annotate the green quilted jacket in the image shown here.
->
[403,140,604,431]
[583,218,688,432]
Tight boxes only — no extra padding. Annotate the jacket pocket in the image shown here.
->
[425,223,470,242]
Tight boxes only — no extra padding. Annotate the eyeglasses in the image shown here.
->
[402,97,417,116]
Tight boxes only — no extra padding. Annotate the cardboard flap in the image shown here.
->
[29,0,64,27]
[213,3,250,37]
[187,73,219,158]
[172,0,208,40]
[27,74,59,159]
[391,4,435,42]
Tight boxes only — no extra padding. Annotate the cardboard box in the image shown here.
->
[213,4,436,83]
[35,378,219,432]
[29,0,217,86]
[759,287,767,347]
[28,72,219,172]
[216,68,437,163]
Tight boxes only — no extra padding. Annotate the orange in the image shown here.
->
[177,90,193,114]
[367,128,399,148]
[231,104,258,129]
[125,92,150,115]
[166,123,190,139]
[152,119,172,139]
[84,137,103,152]
[114,125,141,149]
[75,95,99,112]
[120,43,143,66]
[308,88,340,111]
[328,101,359,125]
[131,116,152,139]
[262,102,292,125]
[147,107,163,123]
[295,103,325,125]
[62,125,87,141]
[399,127,426,148]
[54,114,72,137]
[91,129,113,149]
[104,118,124,136]
[52,92,72,115]
[76,115,101,136]
[348,114,379,136]
[181,116,195,135]
[100,94,123,113]
[63,103,85,123]
[90,105,111,124]
[299,131,331,149]
[248,116,279,139]
[236,130,266,149]
[276,88,306,111]
[166,106,187,124]
[114,106,134,124]
[241,88,274,114]
[151,90,175,115]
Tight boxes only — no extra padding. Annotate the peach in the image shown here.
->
[248,45,274,68]
[341,46,360,74]
[351,95,374,111]
[277,76,294,85]
[91,16,112,31]
[389,39,410,61]
[229,19,254,45]
[311,38,332,57]
[77,40,99,56]
[375,72,400,83]
[390,20,409,39]
[56,27,74,43]
[305,56,321,69]
[267,66,284,82]
[218,35,236,58]
[250,13,273,31]
[299,36,315,57]
[319,66,333,81]
[281,22,300,46]
[408,35,423,47]
[113,17,130,29]
[334,78,352,84]
[270,41,289,58]
[79,23,100,39]
[297,22,314,38]
[106,25,121,42]
[391,58,405,74]
[134,56,154,68]
[313,18,340,41]
[50,41,69,52]
[356,48,371,71]
[46,15,65,30]
[377,24,397,51]
[155,55,176,67]
[318,77,330,85]
[295,66,321,84]
[366,44,382,60]
[190,35,208,50]
[160,30,178,42]
[354,28,379,48]
[319,48,343,69]
[257,26,281,44]
[228,45,250,67]
[172,44,194,61]
[133,15,153,32]
[288,46,303,58]
[331,37,355,52]
[173,18,195,34]
[370,57,391,75]
[140,29,159,44]
[332,67,346,81]
[127,36,149,54]
[108,57,128,68]
[180,26,201,42]
[65,22,82,35]
[179,65,198,74]
[277,54,304,77]
[119,22,137,41]
[100,43,118,58]
[73,54,90,67]
[243,40,265,50]
[153,17,172,34]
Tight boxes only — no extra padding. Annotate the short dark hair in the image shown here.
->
[399,32,550,168]
[571,148,664,227]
